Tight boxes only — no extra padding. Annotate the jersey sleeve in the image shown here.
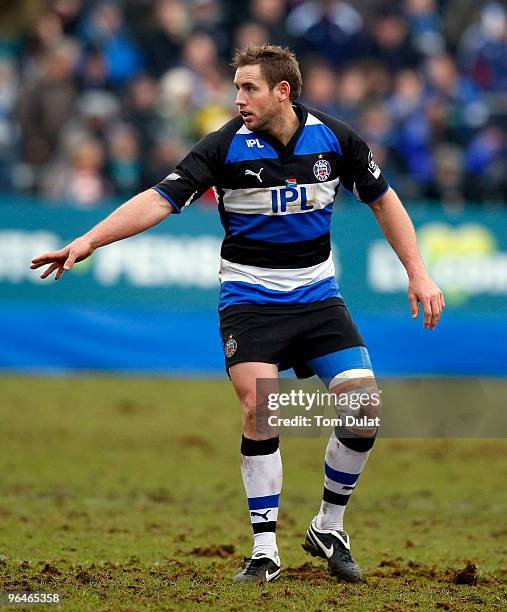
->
[339,125,389,204]
[152,130,223,214]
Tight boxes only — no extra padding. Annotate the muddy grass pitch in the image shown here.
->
[0,376,506,610]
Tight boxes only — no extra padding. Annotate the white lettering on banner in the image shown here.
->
[94,235,221,288]
[368,241,507,296]
[0,231,59,282]
[367,241,406,291]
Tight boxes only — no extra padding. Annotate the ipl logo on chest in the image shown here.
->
[313,159,331,182]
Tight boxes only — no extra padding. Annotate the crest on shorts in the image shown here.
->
[313,158,331,182]
[224,335,237,358]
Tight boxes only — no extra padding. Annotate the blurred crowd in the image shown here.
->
[0,0,505,208]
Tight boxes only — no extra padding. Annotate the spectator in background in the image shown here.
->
[3,0,506,206]
[290,0,366,67]
[334,64,369,123]
[49,0,83,37]
[287,0,362,39]
[0,58,18,191]
[76,45,109,91]
[359,103,395,152]
[21,10,66,71]
[458,1,507,93]
[301,62,339,117]
[135,0,189,79]
[424,53,486,143]
[233,21,270,52]
[78,0,143,87]
[125,73,165,154]
[387,69,434,195]
[179,31,234,137]
[248,0,293,48]
[17,38,79,192]
[430,143,465,206]
[190,0,229,59]
[105,122,142,198]
[464,125,506,203]
[140,135,187,189]
[367,9,421,72]
[403,0,444,57]
[42,136,109,206]
[158,67,196,141]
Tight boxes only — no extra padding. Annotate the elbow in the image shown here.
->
[368,187,393,214]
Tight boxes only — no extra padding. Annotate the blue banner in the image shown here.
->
[1,198,506,375]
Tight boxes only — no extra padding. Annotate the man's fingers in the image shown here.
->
[409,294,419,319]
[429,295,441,329]
[54,266,66,280]
[63,247,80,270]
[440,292,446,310]
[31,249,67,268]
[40,262,60,279]
[422,298,432,329]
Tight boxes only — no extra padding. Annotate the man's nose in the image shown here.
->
[235,91,245,107]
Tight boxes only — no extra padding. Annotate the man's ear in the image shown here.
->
[276,80,292,102]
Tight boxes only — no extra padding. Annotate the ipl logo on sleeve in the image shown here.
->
[313,159,331,182]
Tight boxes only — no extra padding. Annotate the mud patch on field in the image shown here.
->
[75,569,94,584]
[285,562,328,583]
[445,560,478,585]
[190,544,236,558]
[277,508,296,529]
[371,558,485,586]
[372,558,437,580]
[40,563,62,577]
[114,398,151,414]
[145,487,174,504]
[177,434,214,453]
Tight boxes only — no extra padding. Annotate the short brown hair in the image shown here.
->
[232,44,303,101]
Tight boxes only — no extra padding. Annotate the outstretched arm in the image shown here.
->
[368,188,445,329]
[31,189,173,280]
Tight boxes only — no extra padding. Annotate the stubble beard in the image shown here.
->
[250,103,282,135]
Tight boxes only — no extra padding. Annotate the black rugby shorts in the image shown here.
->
[219,297,366,378]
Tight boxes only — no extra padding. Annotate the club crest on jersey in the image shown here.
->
[313,159,331,182]
[224,335,237,358]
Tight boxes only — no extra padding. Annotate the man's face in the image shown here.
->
[234,64,280,132]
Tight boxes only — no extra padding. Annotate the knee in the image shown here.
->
[240,391,258,424]
[330,375,382,439]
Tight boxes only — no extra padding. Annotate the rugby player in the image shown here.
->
[31,45,444,584]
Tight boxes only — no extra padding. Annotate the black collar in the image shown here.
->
[254,102,308,160]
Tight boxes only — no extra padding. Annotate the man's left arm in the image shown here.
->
[368,188,445,330]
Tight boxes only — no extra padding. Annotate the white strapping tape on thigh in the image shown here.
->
[329,368,375,390]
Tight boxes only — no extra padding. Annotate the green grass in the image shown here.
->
[0,376,506,611]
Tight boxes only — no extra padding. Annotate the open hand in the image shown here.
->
[30,237,95,280]
[408,272,445,330]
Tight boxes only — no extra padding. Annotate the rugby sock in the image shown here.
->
[315,432,373,531]
[241,435,282,559]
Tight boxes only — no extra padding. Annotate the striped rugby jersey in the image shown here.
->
[153,103,389,310]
